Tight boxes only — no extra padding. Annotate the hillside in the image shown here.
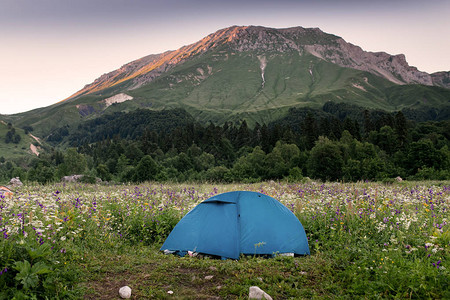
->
[0,121,43,162]
[1,25,449,140]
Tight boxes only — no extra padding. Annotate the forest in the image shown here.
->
[1,102,449,184]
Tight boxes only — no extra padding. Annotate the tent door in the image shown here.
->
[196,202,240,259]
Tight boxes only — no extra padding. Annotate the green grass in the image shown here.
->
[1,181,449,299]
[385,84,450,110]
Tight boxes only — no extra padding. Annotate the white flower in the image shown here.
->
[390,236,398,244]
[404,220,411,230]
[376,222,386,232]
[61,236,66,241]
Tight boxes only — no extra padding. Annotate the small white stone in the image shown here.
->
[119,286,131,299]
[249,286,273,300]
[167,290,174,295]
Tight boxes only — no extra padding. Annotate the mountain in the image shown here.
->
[2,25,450,139]
[65,25,449,98]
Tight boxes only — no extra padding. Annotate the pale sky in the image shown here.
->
[1,0,449,114]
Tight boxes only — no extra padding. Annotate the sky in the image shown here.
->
[1,0,449,114]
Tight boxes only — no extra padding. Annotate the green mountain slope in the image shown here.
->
[1,25,449,140]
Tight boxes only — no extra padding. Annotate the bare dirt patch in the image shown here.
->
[351,83,367,92]
[83,263,226,299]
[30,144,39,156]
[29,134,42,145]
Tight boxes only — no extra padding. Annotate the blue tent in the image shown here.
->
[160,191,310,259]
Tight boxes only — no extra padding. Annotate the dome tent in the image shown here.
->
[161,191,310,259]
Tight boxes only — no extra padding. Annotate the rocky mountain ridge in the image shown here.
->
[65,25,449,102]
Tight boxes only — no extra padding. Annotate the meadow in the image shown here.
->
[1,180,449,299]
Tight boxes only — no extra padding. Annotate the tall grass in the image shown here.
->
[1,181,448,298]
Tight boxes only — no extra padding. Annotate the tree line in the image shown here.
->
[1,103,449,184]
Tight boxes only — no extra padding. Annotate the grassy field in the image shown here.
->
[1,181,449,299]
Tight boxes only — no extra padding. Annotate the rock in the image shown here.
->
[204,275,214,280]
[305,39,433,86]
[61,175,84,183]
[279,252,294,257]
[9,177,22,187]
[102,93,133,108]
[431,71,450,89]
[119,286,131,299]
[0,186,13,197]
[167,290,174,295]
[249,286,272,300]
[396,176,403,182]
